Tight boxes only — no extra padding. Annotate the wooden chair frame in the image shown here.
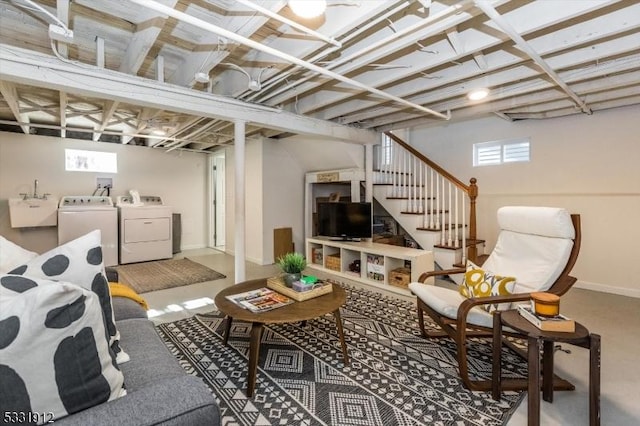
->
[415,214,581,392]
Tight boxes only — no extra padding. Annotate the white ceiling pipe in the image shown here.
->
[474,0,592,114]
[234,0,341,48]
[250,0,413,103]
[126,0,450,120]
[206,1,413,133]
[255,0,476,105]
[255,0,475,106]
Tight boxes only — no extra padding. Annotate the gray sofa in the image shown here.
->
[57,294,220,425]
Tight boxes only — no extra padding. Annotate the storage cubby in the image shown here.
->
[309,242,324,265]
[305,237,434,296]
[341,249,361,278]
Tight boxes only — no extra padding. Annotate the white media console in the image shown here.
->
[306,237,434,295]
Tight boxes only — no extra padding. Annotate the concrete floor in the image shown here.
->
[142,248,640,426]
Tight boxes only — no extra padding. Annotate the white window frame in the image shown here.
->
[65,149,118,173]
[380,133,393,167]
[473,138,530,167]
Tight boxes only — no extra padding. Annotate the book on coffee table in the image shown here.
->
[225,287,293,313]
[516,304,575,332]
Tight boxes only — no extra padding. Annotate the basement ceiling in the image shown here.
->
[0,0,639,152]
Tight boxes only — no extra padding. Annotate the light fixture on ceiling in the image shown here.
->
[467,88,490,101]
[288,0,327,18]
[194,72,210,83]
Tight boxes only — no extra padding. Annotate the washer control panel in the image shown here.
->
[59,196,114,208]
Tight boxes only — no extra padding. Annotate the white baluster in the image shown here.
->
[448,182,453,247]
[408,152,413,212]
[455,186,459,247]
[418,160,422,214]
[462,193,467,264]
[440,176,445,245]
[391,142,397,197]
[429,168,434,228]
[402,149,407,199]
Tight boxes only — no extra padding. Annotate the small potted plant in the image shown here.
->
[277,252,307,287]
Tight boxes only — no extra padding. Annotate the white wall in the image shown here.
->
[224,136,365,265]
[222,139,266,264]
[0,132,208,254]
[409,105,640,297]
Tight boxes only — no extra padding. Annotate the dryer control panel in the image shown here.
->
[116,195,164,206]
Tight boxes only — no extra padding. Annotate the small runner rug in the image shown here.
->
[157,283,526,425]
[115,258,225,293]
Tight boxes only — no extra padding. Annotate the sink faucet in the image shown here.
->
[19,179,50,200]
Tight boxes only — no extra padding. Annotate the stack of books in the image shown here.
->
[226,288,293,313]
[517,304,575,332]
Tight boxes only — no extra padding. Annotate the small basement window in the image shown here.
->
[65,149,117,173]
[473,138,530,167]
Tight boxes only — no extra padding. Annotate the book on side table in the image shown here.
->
[517,304,576,332]
[225,287,293,313]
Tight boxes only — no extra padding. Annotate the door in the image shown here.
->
[210,152,225,248]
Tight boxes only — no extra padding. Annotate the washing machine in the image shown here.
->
[57,196,118,266]
[117,195,172,264]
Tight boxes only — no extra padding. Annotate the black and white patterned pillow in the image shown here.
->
[8,230,129,364]
[0,235,37,274]
[0,276,126,424]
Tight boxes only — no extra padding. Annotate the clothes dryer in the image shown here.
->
[117,195,172,264]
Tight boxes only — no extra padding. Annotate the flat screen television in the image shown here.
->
[317,202,372,240]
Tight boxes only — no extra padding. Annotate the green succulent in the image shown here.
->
[277,252,307,274]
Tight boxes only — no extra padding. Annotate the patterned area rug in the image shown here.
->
[115,258,225,293]
[157,283,527,425]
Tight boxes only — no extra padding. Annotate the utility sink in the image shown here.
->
[9,198,59,228]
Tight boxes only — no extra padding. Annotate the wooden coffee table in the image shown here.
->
[214,278,350,397]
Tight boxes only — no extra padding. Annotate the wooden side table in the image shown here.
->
[492,309,601,426]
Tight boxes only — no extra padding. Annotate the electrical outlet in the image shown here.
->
[96,177,113,189]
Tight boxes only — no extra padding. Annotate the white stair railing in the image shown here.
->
[374,134,478,263]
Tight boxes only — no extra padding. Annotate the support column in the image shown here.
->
[234,119,246,283]
[365,144,373,202]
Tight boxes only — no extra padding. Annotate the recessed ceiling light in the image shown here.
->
[468,88,490,101]
[288,0,327,18]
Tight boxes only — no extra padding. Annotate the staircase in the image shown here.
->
[373,132,483,280]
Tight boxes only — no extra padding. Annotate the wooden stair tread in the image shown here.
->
[416,223,467,231]
[433,239,485,250]
[401,209,447,214]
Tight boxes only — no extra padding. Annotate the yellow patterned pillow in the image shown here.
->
[459,260,516,312]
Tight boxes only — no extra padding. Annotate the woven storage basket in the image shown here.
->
[389,267,411,289]
[325,253,341,271]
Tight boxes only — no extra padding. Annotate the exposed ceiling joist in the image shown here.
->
[0,44,376,144]
[445,27,463,55]
[93,100,118,141]
[0,81,29,134]
[0,0,638,150]
[56,0,69,58]
[59,91,67,138]
[127,0,449,120]
[119,10,174,74]
[474,0,592,115]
